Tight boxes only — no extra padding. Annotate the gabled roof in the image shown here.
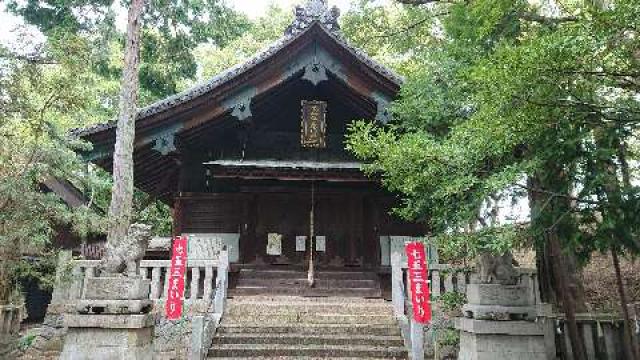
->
[74,0,404,202]
[73,0,402,139]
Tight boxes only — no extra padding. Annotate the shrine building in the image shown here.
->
[76,0,427,296]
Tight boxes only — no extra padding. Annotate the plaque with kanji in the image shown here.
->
[301,100,327,148]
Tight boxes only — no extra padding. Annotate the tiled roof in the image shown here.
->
[73,1,402,138]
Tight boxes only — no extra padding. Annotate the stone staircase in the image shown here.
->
[229,268,382,298]
[207,296,407,359]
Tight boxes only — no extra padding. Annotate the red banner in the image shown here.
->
[165,235,188,320]
[406,241,432,324]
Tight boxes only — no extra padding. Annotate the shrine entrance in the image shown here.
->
[251,187,371,268]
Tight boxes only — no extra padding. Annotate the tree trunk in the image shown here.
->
[595,130,638,360]
[529,171,588,359]
[612,249,639,360]
[549,232,588,360]
[0,251,9,305]
[616,138,640,360]
[0,223,16,305]
[105,0,144,251]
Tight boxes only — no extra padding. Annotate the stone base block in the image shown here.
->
[60,314,154,360]
[84,276,150,300]
[64,314,155,329]
[466,284,532,307]
[456,318,546,360]
[462,304,536,321]
[75,299,153,314]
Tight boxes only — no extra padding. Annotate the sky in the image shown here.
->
[231,0,354,19]
[0,1,357,48]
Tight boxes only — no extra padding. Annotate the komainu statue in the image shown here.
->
[476,251,519,285]
[100,223,152,275]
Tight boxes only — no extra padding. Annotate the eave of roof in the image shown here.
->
[72,22,403,139]
[204,159,363,170]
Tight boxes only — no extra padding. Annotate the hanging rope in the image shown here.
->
[308,180,316,287]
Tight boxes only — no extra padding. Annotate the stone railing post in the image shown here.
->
[410,319,424,360]
[391,252,405,318]
[191,315,206,360]
[431,267,441,298]
[214,250,229,315]
[49,250,73,314]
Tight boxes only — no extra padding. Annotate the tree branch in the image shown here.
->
[514,183,600,206]
[519,12,577,24]
[395,0,448,4]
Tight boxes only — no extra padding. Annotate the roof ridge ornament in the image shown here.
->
[285,0,341,36]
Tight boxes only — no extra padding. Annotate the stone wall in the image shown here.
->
[20,314,67,360]
[14,308,204,360]
[153,312,193,360]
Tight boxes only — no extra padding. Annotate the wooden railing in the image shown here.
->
[555,313,640,360]
[390,253,540,360]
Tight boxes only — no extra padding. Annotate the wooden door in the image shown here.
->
[254,193,308,265]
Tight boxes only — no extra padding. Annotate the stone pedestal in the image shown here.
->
[456,283,545,360]
[462,284,536,321]
[60,314,155,360]
[61,275,155,360]
[456,318,546,360]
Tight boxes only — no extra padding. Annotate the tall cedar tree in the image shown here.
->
[105,0,143,255]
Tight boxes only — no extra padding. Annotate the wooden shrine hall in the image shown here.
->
[76,0,426,295]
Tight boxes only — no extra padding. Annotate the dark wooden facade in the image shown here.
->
[77,1,423,270]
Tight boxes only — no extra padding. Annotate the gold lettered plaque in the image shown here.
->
[301,100,327,148]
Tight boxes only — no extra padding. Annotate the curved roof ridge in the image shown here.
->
[73,22,402,138]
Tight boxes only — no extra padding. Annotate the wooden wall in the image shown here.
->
[177,189,424,268]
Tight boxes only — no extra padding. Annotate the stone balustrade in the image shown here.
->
[66,256,228,314]
[59,251,230,360]
[390,252,540,360]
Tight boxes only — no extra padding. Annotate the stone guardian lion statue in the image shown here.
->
[476,251,519,285]
[100,223,153,276]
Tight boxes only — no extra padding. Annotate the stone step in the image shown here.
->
[225,302,392,316]
[227,296,387,304]
[216,324,402,336]
[207,344,408,358]
[212,333,404,347]
[238,269,378,281]
[222,313,396,325]
[209,357,403,360]
[236,278,379,289]
[229,286,381,298]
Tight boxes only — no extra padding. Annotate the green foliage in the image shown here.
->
[340,0,439,75]
[7,0,250,102]
[346,0,640,261]
[437,291,466,315]
[0,0,269,302]
[17,332,37,351]
[437,328,460,348]
[195,4,292,80]
[434,226,523,261]
[133,191,172,236]
[14,252,59,292]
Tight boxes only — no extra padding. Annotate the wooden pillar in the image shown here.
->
[172,152,185,238]
[172,198,184,238]
[348,193,364,266]
[241,194,257,264]
[348,196,357,265]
